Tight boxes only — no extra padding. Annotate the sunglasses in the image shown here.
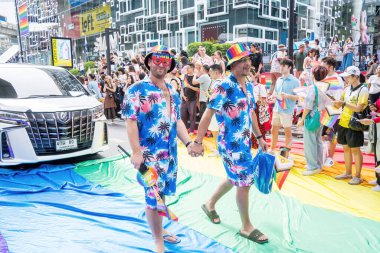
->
[151,53,172,67]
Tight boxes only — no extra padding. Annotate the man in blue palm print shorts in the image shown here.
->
[123,45,196,253]
[191,43,269,244]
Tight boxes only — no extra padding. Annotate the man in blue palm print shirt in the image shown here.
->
[191,43,269,244]
[122,46,196,253]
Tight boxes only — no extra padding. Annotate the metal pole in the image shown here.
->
[288,0,295,58]
[105,28,111,75]
[14,0,24,63]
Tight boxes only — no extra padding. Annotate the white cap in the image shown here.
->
[339,66,360,77]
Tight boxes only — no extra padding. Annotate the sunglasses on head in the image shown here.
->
[151,53,172,67]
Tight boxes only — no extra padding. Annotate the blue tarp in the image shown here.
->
[0,164,234,253]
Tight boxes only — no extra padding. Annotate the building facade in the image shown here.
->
[10,0,380,64]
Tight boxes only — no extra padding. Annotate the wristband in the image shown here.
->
[194,140,203,145]
[185,141,192,148]
[256,135,263,140]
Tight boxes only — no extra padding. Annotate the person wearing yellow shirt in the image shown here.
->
[332,66,369,185]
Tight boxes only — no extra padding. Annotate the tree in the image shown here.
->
[187,42,232,57]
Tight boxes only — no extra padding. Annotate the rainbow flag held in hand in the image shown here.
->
[320,110,339,128]
[183,77,191,88]
[322,76,343,91]
[280,97,287,110]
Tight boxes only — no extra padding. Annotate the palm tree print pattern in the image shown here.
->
[122,80,181,209]
[207,74,257,187]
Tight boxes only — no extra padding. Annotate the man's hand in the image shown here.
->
[258,138,268,152]
[332,100,344,108]
[182,96,188,102]
[131,152,144,169]
[188,143,204,157]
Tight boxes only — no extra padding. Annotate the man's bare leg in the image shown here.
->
[146,208,165,253]
[236,186,267,241]
[204,178,233,223]
[270,125,280,150]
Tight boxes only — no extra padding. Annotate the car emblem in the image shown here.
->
[57,112,71,124]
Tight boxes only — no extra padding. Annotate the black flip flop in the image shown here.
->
[239,229,269,244]
[201,204,221,224]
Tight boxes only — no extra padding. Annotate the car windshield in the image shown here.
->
[0,67,90,98]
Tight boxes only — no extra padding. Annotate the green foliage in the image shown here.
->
[84,61,95,72]
[187,42,232,58]
[69,68,80,76]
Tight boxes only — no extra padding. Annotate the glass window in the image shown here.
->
[208,0,225,15]
[197,4,205,20]
[265,30,276,40]
[120,1,126,13]
[182,0,195,9]
[151,0,159,14]
[271,1,280,18]
[131,0,142,9]
[263,0,270,15]
[169,1,178,21]
[182,13,195,27]
[0,68,88,99]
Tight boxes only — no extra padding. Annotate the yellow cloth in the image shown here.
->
[178,137,380,222]
[339,85,369,128]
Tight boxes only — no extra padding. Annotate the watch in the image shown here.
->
[194,140,203,145]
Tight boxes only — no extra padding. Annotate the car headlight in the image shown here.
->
[0,110,29,125]
[93,105,105,120]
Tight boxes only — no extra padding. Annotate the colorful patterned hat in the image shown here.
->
[144,45,176,72]
[226,43,252,70]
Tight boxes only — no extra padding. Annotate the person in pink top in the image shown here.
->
[359,99,380,192]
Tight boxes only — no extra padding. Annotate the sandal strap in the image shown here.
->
[249,229,264,240]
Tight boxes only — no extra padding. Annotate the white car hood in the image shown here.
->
[0,96,101,112]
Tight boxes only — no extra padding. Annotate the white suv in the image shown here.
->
[0,64,108,166]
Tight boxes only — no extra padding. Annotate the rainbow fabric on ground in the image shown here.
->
[2,139,380,252]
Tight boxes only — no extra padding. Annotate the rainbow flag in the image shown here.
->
[18,3,29,36]
[183,77,191,88]
[279,97,287,110]
[322,76,343,91]
[275,170,290,190]
[320,110,339,128]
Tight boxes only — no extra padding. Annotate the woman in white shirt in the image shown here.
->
[368,65,380,103]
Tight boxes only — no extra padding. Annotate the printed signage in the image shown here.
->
[51,37,73,68]
[79,5,111,37]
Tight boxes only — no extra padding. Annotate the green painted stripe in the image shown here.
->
[75,156,380,253]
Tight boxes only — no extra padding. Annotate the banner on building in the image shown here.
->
[51,37,73,68]
[18,3,29,36]
[201,22,228,42]
[79,5,111,37]
[69,0,92,8]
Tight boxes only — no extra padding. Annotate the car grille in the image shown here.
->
[24,110,95,155]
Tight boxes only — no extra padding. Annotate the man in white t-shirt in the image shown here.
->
[194,64,212,119]
[368,65,380,103]
[269,44,287,95]
[192,46,214,66]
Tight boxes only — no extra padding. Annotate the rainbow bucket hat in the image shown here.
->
[144,45,176,73]
[226,43,252,70]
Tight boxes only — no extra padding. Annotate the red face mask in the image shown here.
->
[151,53,172,67]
